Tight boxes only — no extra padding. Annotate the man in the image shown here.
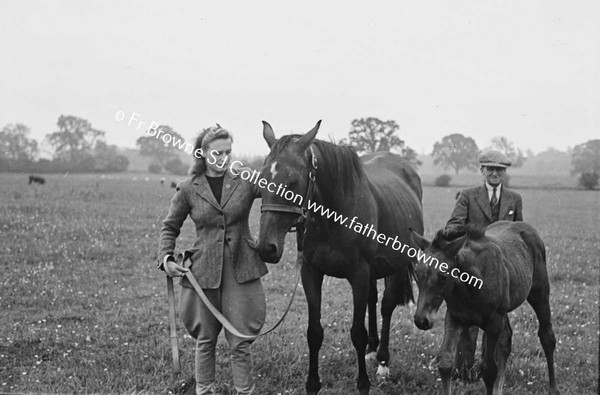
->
[444,149,523,381]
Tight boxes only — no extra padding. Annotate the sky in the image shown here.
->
[1,0,598,158]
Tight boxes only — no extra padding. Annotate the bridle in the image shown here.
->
[260,145,318,251]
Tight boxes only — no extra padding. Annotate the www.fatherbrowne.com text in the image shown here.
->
[225,159,483,290]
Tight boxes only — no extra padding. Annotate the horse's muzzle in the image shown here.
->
[257,241,282,263]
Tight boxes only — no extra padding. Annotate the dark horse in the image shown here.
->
[410,222,559,395]
[256,121,423,394]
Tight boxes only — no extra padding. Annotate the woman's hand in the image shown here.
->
[164,257,189,277]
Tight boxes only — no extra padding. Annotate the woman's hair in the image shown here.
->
[189,124,234,175]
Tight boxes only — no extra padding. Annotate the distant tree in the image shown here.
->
[236,154,266,170]
[571,139,600,174]
[341,117,421,168]
[93,141,129,172]
[434,174,452,187]
[148,163,162,174]
[136,125,185,166]
[0,123,39,161]
[571,139,600,189]
[526,149,535,159]
[489,136,526,167]
[432,134,479,175]
[578,172,599,190]
[164,157,189,175]
[46,115,104,162]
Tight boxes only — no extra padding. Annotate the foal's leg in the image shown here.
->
[301,264,324,395]
[366,277,379,363]
[528,288,560,394]
[492,316,512,395]
[438,312,465,395]
[481,315,505,395]
[349,264,372,395]
[454,326,479,381]
[481,328,498,395]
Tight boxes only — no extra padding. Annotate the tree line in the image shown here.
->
[0,115,128,173]
[340,117,598,189]
[1,115,598,189]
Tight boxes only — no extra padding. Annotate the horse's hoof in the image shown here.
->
[376,364,390,379]
[365,351,378,364]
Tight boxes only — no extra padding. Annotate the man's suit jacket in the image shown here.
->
[158,169,267,289]
[445,184,523,233]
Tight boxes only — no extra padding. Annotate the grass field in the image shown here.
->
[1,172,598,394]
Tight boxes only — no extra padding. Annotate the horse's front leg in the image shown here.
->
[365,277,379,362]
[301,263,324,395]
[349,263,372,395]
[376,272,404,379]
[438,311,466,395]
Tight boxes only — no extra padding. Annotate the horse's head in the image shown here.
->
[256,120,321,263]
[409,228,468,330]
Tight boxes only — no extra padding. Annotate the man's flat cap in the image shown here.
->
[478,150,511,167]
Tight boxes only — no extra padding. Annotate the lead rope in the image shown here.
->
[181,250,302,340]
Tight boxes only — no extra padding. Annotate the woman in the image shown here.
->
[157,125,267,395]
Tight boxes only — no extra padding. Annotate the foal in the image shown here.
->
[410,222,559,395]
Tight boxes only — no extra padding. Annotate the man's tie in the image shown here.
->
[490,187,498,207]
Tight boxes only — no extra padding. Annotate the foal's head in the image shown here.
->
[256,121,321,263]
[409,228,471,330]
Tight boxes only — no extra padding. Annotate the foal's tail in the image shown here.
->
[519,224,547,268]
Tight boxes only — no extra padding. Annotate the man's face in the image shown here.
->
[481,166,506,186]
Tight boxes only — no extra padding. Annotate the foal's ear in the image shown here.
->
[262,121,277,148]
[409,228,430,251]
[296,120,322,151]
[446,233,468,257]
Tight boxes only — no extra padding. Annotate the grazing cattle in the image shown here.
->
[29,175,46,185]
[160,177,165,186]
[410,222,559,395]
[170,181,177,189]
[256,121,423,395]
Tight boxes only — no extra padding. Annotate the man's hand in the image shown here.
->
[164,256,189,277]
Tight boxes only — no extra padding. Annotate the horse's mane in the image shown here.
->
[273,135,366,194]
[431,224,487,250]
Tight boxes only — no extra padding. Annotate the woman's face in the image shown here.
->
[204,137,232,176]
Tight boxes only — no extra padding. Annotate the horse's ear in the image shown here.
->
[296,120,321,151]
[263,121,277,148]
[409,228,430,251]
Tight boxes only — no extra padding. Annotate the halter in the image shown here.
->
[260,146,318,250]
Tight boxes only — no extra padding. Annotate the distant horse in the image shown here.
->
[256,121,423,394]
[410,222,559,395]
[28,175,45,185]
[170,181,177,189]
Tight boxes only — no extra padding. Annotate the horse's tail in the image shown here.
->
[382,258,415,306]
[398,259,415,305]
